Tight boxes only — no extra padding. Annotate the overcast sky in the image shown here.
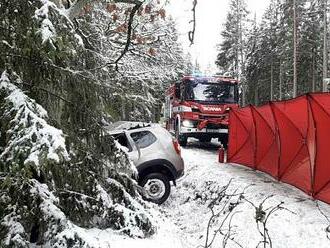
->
[167,0,270,74]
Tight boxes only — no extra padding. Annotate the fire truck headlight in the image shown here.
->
[182,120,195,128]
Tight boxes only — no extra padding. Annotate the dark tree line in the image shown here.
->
[216,0,328,106]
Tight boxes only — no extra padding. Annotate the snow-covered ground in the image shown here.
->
[56,138,330,248]
[162,139,330,248]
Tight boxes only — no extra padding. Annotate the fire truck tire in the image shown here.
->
[178,136,187,147]
[175,120,187,146]
[199,137,212,143]
[219,135,228,149]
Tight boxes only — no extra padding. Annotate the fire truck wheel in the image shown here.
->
[175,123,187,146]
[178,136,187,147]
[219,136,228,149]
[199,137,212,143]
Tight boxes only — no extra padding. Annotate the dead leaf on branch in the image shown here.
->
[145,5,152,14]
[106,3,117,13]
[132,33,137,40]
[148,47,156,56]
[136,36,145,44]
[115,23,128,33]
[158,9,166,20]
[83,4,92,14]
[112,13,119,22]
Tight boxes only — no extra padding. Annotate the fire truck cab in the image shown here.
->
[164,75,239,147]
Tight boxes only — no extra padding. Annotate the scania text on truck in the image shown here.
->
[164,75,239,147]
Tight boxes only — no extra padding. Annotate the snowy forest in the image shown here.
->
[1,0,330,247]
[216,0,329,105]
[0,0,190,246]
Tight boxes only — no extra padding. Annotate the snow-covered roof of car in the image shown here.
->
[106,121,159,132]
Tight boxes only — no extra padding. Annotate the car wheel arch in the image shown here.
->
[137,159,177,186]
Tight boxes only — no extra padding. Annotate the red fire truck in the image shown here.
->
[164,75,239,147]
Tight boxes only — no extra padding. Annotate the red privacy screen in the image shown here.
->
[227,93,330,203]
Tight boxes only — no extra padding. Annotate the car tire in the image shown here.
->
[141,173,171,204]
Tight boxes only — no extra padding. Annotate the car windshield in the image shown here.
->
[185,81,238,104]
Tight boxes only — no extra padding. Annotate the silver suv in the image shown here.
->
[107,122,184,204]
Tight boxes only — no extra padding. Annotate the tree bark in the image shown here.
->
[270,61,274,101]
[293,0,297,97]
[312,48,316,92]
[323,0,328,92]
[279,61,283,100]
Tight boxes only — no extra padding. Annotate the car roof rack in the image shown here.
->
[127,123,151,130]
[107,121,152,131]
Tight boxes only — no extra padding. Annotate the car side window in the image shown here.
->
[130,131,157,149]
[113,133,132,152]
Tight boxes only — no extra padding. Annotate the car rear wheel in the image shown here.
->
[141,173,171,204]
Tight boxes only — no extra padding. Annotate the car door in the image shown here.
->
[124,131,141,164]
[112,132,140,164]
[128,130,158,164]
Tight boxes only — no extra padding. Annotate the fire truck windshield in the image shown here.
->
[185,81,238,104]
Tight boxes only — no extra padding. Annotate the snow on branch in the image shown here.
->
[65,0,143,20]
[34,0,58,49]
[0,71,69,174]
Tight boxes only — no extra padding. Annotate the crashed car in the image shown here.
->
[107,122,184,204]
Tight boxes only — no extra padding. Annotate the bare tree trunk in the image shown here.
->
[121,99,126,120]
[279,61,283,100]
[235,0,240,81]
[270,61,274,101]
[254,85,259,106]
[238,0,246,106]
[323,0,328,92]
[242,85,246,107]
[312,48,316,92]
[293,0,297,97]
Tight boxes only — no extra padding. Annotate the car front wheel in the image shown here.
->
[141,173,171,204]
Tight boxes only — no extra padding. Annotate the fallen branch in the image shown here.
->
[245,196,296,248]
[316,201,330,241]
[202,179,249,248]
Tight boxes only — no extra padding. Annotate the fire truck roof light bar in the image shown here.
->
[182,75,239,84]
